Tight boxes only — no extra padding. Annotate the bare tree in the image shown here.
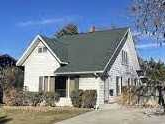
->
[131,0,165,43]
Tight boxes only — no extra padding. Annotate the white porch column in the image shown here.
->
[67,77,70,98]
[48,76,50,92]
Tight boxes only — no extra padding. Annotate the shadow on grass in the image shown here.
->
[0,116,12,124]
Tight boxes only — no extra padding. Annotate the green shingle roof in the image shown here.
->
[42,27,129,74]
[41,36,68,62]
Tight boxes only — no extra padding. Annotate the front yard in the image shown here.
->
[0,106,89,124]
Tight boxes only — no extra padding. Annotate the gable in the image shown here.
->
[107,30,140,78]
[23,41,60,71]
[16,35,66,66]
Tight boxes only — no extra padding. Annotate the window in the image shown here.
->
[43,47,47,52]
[122,50,128,65]
[128,78,130,86]
[38,47,47,53]
[70,77,79,95]
[109,89,114,96]
[38,47,42,53]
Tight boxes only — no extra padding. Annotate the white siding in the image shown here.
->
[23,41,60,92]
[79,77,98,90]
[105,31,140,100]
[79,76,104,106]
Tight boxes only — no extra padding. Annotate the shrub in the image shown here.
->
[4,87,24,106]
[70,90,97,108]
[82,90,97,108]
[23,92,44,106]
[70,90,83,108]
[44,92,60,107]
[23,92,60,107]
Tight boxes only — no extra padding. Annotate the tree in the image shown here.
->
[0,66,24,103]
[140,58,165,111]
[56,23,79,38]
[131,0,165,43]
[141,58,165,82]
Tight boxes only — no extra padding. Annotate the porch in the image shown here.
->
[39,76,79,98]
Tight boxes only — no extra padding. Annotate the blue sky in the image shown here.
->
[0,0,164,61]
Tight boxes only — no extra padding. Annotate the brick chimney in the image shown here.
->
[90,26,96,32]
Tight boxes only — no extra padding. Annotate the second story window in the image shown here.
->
[122,50,128,65]
[38,46,47,53]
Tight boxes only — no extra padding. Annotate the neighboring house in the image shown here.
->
[16,27,140,107]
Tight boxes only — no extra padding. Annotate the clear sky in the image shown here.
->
[0,0,164,61]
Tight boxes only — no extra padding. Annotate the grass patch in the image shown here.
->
[0,107,90,124]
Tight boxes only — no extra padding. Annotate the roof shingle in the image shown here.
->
[42,27,129,74]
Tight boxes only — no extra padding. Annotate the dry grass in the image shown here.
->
[0,106,90,124]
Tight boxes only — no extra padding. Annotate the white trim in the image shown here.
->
[55,70,103,75]
[48,76,50,92]
[39,36,68,65]
[103,29,129,73]
[16,35,68,66]
[16,35,40,66]
[67,77,70,98]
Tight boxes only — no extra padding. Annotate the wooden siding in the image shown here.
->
[23,41,60,92]
[105,31,140,100]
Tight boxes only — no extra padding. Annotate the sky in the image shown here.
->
[0,0,164,61]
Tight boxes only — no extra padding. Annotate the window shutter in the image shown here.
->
[44,76,48,92]
[50,77,55,92]
[39,76,43,92]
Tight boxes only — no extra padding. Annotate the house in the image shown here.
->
[16,27,140,107]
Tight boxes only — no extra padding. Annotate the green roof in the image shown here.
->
[41,36,68,62]
[42,27,129,74]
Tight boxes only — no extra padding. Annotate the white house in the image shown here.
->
[16,27,140,107]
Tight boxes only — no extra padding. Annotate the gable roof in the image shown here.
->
[17,27,130,75]
[55,27,129,74]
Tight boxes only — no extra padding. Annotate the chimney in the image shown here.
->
[90,26,96,32]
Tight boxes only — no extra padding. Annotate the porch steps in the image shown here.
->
[56,98,72,106]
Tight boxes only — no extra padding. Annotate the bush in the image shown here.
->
[23,92,44,106]
[70,90,83,108]
[82,90,97,108]
[23,92,60,107]
[70,90,97,108]
[4,88,24,106]
[44,92,60,107]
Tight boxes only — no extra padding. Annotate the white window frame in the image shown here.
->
[38,46,47,53]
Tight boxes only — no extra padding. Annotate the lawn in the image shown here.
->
[0,106,89,124]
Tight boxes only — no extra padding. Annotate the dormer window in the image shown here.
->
[38,47,47,53]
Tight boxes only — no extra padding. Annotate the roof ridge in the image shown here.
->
[58,27,129,39]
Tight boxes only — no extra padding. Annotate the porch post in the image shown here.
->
[67,77,70,98]
[48,76,50,92]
